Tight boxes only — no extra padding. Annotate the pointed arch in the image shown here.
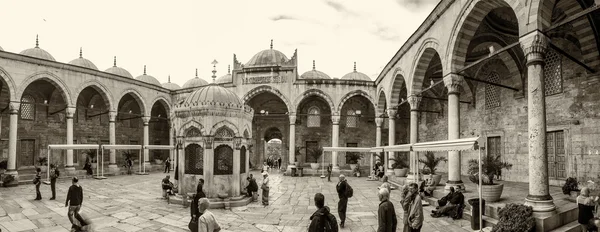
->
[0,66,18,102]
[116,88,147,116]
[242,124,251,139]
[410,38,441,95]
[17,71,73,106]
[210,120,240,137]
[148,95,172,118]
[242,85,293,113]
[389,67,406,106]
[337,90,376,115]
[294,89,335,113]
[179,120,205,137]
[73,80,114,111]
[377,88,387,116]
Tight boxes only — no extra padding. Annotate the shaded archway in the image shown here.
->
[296,94,332,164]
[339,95,376,167]
[149,100,170,163]
[263,127,283,168]
[246,92,289,169]
[116,93,145,166]
[389,68,406,106]
[74,86,112,166]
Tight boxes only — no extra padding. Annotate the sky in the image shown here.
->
[0,0,438,86]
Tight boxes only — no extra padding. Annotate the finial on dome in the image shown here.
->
[168,75,171,83]
[79,47,83,58]
[211,59,219,82]
[195,68,198,78]
[270,39,273,49]
[143,65,146,75]
[353,62,356,72]
[228,65,231,74]
[35,35,39,48]
[313,60,316,70]
[113,56,117,67]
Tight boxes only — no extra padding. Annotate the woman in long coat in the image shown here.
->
[261,172,270,206]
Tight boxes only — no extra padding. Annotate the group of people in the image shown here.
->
[33,164,61,200]
[244,172,270,206]
[266,156,281,170]
[188,178,222,232]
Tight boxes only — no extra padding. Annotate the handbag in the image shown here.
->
[188,216,198,232]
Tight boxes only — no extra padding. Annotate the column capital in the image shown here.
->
[520,31,549,65]
[289,113,297,125]
[375,117,384,127]
[108,111,117,122]
[9,102,20,114]
[407,95,421,111]
[233,137,242,150]
[443,74,464,95]
[203,136,214,149]
[386,109,397,119]
[142,116,151,125]
[65,106,76,119]
[331,115,341,125]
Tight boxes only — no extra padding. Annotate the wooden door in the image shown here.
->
[487,136,502,179]
[19,139,35,167]
[547,131,566,179]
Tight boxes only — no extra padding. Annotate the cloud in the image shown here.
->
[395,0,439,10]
[323,0,359,16]
[270,15,298,21]
[371,24,402,41]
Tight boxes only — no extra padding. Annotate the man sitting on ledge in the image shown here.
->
[431,186,464,219]
[162,175,175,198]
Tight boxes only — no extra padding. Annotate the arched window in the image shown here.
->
[185,144,203,174]
[307,106,320,127]
[186,127,202,137]
[240,146,246,174]
[345,109,357,128]
[214,145,233,175]
[20,94,35,120]
[485,72,501,109]
[544,49,563,96]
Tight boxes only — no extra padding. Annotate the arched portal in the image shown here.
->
[116,93,145,166]
[149,100,170,163]
[339,95,377,167]
[263,127,283,168]
[296,94,332,164]
[74,86,112,167]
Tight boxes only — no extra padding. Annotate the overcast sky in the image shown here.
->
[0,0,438,86]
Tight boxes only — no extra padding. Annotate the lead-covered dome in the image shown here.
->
[341,62,371,81]
[0,46,3,51]
[245,40,289,67]
[216,65,232,84]
[300,60,331,79]
[68,48,98,70]
[183,69,209,88]
[19,36,56,61]
[135,65,161,86]
[184,84,241,106]
[105,56,133,78]
[162,76,181,90]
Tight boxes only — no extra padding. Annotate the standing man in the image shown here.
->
[377,188,397,232]
[336,175,349,228]
[33,167,42,200]
[164,158,171,173]
[278,157,282,170]
[197,198,221,232]
[308,193,338,232]
[49,164,60,200]
[65,177,88,229]
[406,182,423,232]
[326,164,332,182]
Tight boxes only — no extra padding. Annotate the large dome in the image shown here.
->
[135,65,161,86]
[183,69,209,88]
[68,48,98,70]
[300,60,331,79]
[245,40,288,67]
[105,57,133,78]
[341,63,371,81]
[0,46,3,51]
[162,76,181,90]
[216,65,232,84]
[19,36,56,61]
[184,84,241,106]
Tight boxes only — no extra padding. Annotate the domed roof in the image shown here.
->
[0,46,3,51]
[105,56,133,78]
[68,48,98,70]
[245,40,289,67]
[300,60,331,79]
[162,75,181,90]
[216,65,232,84]
[341,63,371,81]
[184,84,241,106]
[135,65,161,86]
[183,69,209,88]
[19,35,56,61]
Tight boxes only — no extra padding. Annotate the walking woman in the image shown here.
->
[261,172,270,206]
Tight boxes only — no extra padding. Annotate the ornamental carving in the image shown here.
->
[520,32,548,64]
[375,117,384,127]
[242,75,286,85]
[233,137,242,150]
[142,116,151,125]
[203,136,214,149]
[108,111,117,122]
[214,145,233,175]
[386,109,397,118]
[9,102,20,114]
[407,95,421,110]
[443,74,464,94]
[331,115,341,125]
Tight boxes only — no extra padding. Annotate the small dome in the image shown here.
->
[162,75,181,90]
[135,65,161,86]
[183,69,209,88]
[341,63,371,81]
[184,84,241,106]
[68,48,98,70]
[105,57,133,78]
[216,65,232,84]
[300,60,331,79]
[19,35,56,61]
[0,46,3,51]
[245,40,289,67]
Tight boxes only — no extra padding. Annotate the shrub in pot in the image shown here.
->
[562,177,580,200]
[37,156,48,172]
[2,174,15,187]
[347,152,363,171]
[82,149,97,168]
[491,203,535,232]
[468,154,512,202]
[308,147,323,170]
[389,154,408,177]
[418,151,447,186]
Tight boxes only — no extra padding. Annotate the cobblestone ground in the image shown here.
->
[0,170,471,232]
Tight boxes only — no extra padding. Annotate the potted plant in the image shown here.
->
[352,162,362,177]
[389,154,408,177]
[491,203,535,232]
[154,151,164,165]
[37,156,48,172]
[467,154,513,202]
[418,151,447,186]
[562,177,580,201]
[82,150,97,168]
[308,147,323,170]
[2,174,15,187]
[347,152,363,172]
[294,146,304,166]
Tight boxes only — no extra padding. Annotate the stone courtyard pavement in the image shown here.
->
[0,170,472,232]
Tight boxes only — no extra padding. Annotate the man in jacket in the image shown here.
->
[308,193,338,232]
[33,168,42,200]
[65,177,88,230]
[49,164,59,200]
[245,174,258,198]
[432,186,464,218]
[406,182,423,231]
[377,188,397,232]
[336,175,349,228]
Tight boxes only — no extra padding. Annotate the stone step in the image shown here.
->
[549,221,582,232]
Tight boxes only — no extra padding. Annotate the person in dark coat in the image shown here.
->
[34,167,42,200]
[66,177,88,230]
[326,164,332,182]
[49,164,59,200]
[432,186,465,218]
[278,157,282,170]
[164,158,171,173]
[245,174,258,197]
[83,158,93,176]
[336,174,349,228]
[189,178,206,232]
[309,193,338,232]
[377,188,397,232]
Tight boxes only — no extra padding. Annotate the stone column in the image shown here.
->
[331,114,340,171]
[5,102,20,185]
[287,114,296,173]
[176,136,184,195]
[232,137,242,196]
[108,111,119,174]
[444,74,464,190]
[521,32,556,212]
[408,95,421,182]
[65,107,76,174]
[142,116,151,171]
[386,109,397,175]
[374,117,383,174]
[203,136,214,197]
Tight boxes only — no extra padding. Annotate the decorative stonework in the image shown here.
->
[242,75,286,84]
[331,115,341,125]
[386,109,397,119]
[9,102,20,115]
[108,111,117,122]
[204,136,214,149]
[142,116,151,126]
[233,137,242,150]
[443,74,464,94]
[375,117,384,127]
[407,95,421,110]
[520,31,548,65]
[289,114,297,125]
[66,107,76,119]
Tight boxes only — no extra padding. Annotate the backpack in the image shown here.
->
[324,213,339,232]
[345,184,353,198]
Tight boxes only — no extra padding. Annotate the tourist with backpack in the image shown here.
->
[309,193,338,232]
[336,174,352,228]
[33,167,42,200]
[377,188,397,232]
[49,164,60,200]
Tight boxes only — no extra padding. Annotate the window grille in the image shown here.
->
[307,107,320,127]
[185,144,203,174]
[214,145,233,175]
[20,95,35,120]
[346,110,357,128]
[215,127,234,138]
[485,72,501,109]
[544,49,563,96]
[186,127,202,137]
[240,146,246,173]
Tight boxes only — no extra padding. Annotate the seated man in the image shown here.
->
[432,186,464,218]
[162,175,174,196]
[245,174,259,197]
[419,179,435,197]
[376,165,385,179]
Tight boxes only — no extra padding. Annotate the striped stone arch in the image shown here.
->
[210,120,240,137]
[0,66,17,102]
[377,88,387,116]
[471,40,524,92]
[389,67,407,106]
[445,0,525,74]
[293,89,335,113]
[73,80,114,111]
[336,90,376,114]
[179,120,205,137]
[148,95,172,117]
[410,38,441,95]
[17,71,73,106]
[242,85,293,113]
[116,88,147,116]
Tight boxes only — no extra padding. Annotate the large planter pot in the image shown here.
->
[567,190,581,202]
[394,168,408,177]
[310,163,320,170]
[427,174,442,186]
[481,183,504,202]
[155,159,163,165]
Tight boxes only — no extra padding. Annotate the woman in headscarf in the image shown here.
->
[261,172,270,206]
[577,187,599,231]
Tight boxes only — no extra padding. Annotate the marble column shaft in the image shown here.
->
[408,96,421,176]
[444,74,463,187]
[65,107,76,170]
[374,117,383,173]
[331,115,340,170]
[288,114,296,170]
[6,102,19,173]
[142,116,151,170]
[108,111,117,168]
[386,109,397,174]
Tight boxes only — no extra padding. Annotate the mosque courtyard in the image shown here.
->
[0,170,472,232]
